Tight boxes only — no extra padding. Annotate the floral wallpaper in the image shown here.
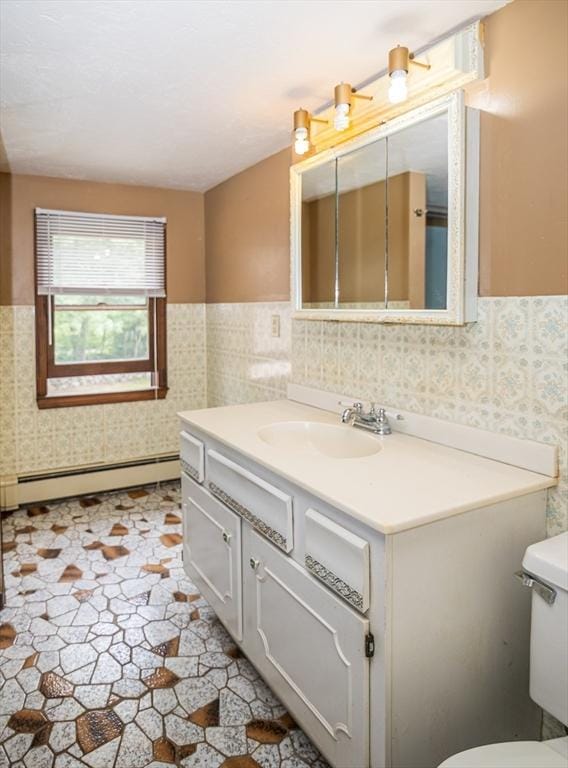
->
[206,302,291,407]
[291,296,567,535]
[204,297,567,536]
[0,304,207,477]
[1,296,566,536]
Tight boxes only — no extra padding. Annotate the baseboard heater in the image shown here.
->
[5,454,180,509]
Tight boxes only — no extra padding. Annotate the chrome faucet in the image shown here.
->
[339,401,401,436]
[341,401,363,424]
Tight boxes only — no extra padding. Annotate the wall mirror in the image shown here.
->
[291,92,479,324]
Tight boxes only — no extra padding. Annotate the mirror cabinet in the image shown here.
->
[291,92,479,325]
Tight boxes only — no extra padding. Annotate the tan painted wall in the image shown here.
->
[205,149,291,303]
[467,0,568,296]
[204,0,568,301]
[1,0,565,305]
[0,172,12,305]
[0,129,9,174]
[0,173,205,305]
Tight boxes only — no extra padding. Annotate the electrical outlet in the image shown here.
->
[271,314,280,338]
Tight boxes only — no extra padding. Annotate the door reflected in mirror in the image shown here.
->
[386,112,448,310]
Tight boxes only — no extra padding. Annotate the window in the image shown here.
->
[35,209,167,407]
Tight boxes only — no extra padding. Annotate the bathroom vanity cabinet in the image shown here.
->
[179,399,556,768]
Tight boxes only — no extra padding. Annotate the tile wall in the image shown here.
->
[206,302,291,407]
[0,304,207,477]
[205,297,567,536]
[2,297,566,535]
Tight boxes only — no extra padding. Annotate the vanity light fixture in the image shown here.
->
[293,108,328,155]
[388,45,431,104]
[333,83,373,131]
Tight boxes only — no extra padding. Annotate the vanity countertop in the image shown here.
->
[178,400,556,535]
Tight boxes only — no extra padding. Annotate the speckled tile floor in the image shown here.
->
[0,481,329,768]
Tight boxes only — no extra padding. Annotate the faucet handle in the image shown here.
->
[369,403,403,421]
[370,404,387,422]
[338,400,363,412]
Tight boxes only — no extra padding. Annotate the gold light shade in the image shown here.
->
[332,82,373,131]
[389,44,431,74]
[389,45,410,75]
[293,108,310,131]
[292,109,328,155]
[334,82,353,108]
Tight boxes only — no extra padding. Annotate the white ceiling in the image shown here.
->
[0,0,507,192]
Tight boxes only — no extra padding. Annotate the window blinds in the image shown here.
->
[35,209,166,297]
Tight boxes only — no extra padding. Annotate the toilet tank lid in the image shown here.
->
[523,532,568,591]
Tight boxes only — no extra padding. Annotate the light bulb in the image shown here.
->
[334,102,350,131]
[388,69,408,104]
[294,126,310,155]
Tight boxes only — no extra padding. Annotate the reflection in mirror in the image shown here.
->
[386,112,448,309]
[301,140,388,310]
[300,114,450,312]
[301,161,337,308]
[336,140,387,309]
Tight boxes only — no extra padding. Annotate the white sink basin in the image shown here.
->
[257,421,382,459]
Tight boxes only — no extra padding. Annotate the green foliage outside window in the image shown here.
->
[53,295,149,364]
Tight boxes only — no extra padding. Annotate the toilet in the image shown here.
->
[440,532,568,768]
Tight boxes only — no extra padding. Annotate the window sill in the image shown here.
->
[37,387,168,409]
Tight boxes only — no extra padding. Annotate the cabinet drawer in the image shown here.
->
[180,429,205,483]
[243,530,370,768]
[207,449,293,553]
[305,508,370,614]
[181,475,242,640]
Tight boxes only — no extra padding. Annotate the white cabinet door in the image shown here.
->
[182,473,242,640]
[243,529,370,768]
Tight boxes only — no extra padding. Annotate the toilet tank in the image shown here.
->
[522,532,568,726]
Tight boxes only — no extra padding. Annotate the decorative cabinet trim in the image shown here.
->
[305,507,370,613]
[207,449,294,553]
[181,458,200,482]
[180,429,205,483]
[305,554,364,612]
[209,481,288,552]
